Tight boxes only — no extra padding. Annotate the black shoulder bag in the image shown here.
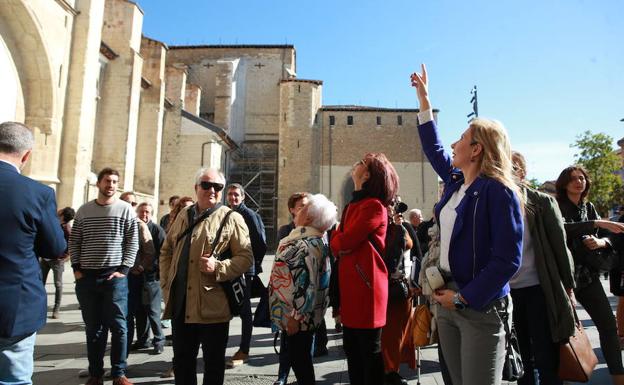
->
[501,296,524,381]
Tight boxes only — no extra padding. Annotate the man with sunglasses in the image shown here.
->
[160,168,253,385]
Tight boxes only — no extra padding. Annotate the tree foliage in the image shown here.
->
[572,130,624,216]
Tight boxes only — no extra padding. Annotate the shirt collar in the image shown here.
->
[0,159,20,174]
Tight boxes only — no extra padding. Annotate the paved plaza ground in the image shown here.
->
[33,255,618,384]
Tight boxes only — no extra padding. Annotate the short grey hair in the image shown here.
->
[0,122,34,155]
[407,208,422,221]
[194,167,226,185]
[137,202,153,211]
[305,194,337,233]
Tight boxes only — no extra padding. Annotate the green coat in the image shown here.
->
[524,188,576,342]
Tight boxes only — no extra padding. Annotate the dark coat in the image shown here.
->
[233,202,267,274]
[147,220,166,276]
[0,161,66,337]
[524,188,576,342]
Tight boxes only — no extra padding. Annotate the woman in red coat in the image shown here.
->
[330,152,399,385]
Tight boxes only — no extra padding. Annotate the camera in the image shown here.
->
[392,196,408,215]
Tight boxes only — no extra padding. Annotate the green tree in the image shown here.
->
[572,130,624,216]
[526,178,541,190]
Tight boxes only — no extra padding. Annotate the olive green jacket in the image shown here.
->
[524,188,576,342]
[160,205,253,323]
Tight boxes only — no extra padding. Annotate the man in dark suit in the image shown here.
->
[225,183,267,368]
[0,121,66,383]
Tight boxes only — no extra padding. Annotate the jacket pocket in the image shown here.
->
[199,273,229,319]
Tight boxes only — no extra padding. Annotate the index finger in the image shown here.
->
[421,63,428,85]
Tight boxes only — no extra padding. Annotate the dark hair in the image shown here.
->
[362,152,399,206]
[167,196,194,232]
[58,207,75,223]
[97,167,120,182]
[287,192,310,210]
[168,195,180,205]
[227,183,245,196]
[555,165,591,202]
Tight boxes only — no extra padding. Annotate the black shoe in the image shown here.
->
[384,372,407,385]
[313,347,329,357]
[131,342,149,351]
[153,345,164,355]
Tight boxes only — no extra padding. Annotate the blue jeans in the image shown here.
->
[0,332,36,385]
[75,275,129,378]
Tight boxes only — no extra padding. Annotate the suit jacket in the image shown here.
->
[0,161,66,337]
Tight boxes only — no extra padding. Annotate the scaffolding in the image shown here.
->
[227,141,279,250]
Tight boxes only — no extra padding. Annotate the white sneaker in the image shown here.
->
[161,319,171,329]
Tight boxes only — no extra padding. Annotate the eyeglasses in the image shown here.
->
[199,181,224,192]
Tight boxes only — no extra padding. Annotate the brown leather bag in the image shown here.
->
[558,310,598,382]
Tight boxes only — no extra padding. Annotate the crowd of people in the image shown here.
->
[2,63,624,385]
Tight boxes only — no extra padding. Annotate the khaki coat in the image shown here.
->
[160,205,253,324]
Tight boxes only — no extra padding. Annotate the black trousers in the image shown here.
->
[343,327,384,385]
[575,277,624,375]
[511,285,561,385]
[172,316,229,385]
[287,330,315,385]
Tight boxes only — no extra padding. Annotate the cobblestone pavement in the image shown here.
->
[33,256,617,384]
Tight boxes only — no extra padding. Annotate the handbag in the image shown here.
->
[558,309,598,382]
[252,292,271,328]
[211,211,247,316]
[411,303,433,347]
[500,297,524,382]
[388,276,409,302]
[250,275,267,299]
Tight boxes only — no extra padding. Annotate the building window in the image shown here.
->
[347,116,354,126]
[397,115,403,125]
[376,116,382,125]
[329,115,335,126]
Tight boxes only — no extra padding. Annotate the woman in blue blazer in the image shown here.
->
[411,65,523,385]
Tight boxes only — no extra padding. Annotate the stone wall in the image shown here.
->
[92,0,143,191]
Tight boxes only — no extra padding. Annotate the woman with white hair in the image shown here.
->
[269,193,337,385]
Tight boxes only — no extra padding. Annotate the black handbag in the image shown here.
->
[210,211,247,316]
[501,297,524,381]
[388,276,409,302]
[573,237,619,272]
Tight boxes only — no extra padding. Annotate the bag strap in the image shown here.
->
[176,204,221,243]
[208,210,236,260]
[273,331,280,355]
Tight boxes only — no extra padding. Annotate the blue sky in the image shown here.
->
[140,0,624,182]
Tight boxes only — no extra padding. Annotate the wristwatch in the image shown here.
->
[453,292,467,310]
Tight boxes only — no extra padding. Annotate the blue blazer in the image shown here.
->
[418,120,523,310]
[0,161,66,337]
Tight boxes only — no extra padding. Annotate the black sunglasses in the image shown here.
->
[199,181,224,192]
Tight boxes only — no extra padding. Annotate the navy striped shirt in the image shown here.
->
[69,199,138,274]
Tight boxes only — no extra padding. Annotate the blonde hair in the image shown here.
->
[469,118,523,205]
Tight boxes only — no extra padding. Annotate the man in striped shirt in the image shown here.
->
[69,167,139,385]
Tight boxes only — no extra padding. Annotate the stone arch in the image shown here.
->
[0,0,56,135]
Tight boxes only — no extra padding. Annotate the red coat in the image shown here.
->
[330,197,388,329]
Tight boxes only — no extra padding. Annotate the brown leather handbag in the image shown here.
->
[558,309,598,382]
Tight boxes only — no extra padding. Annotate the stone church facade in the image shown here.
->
[0,0,438,248]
